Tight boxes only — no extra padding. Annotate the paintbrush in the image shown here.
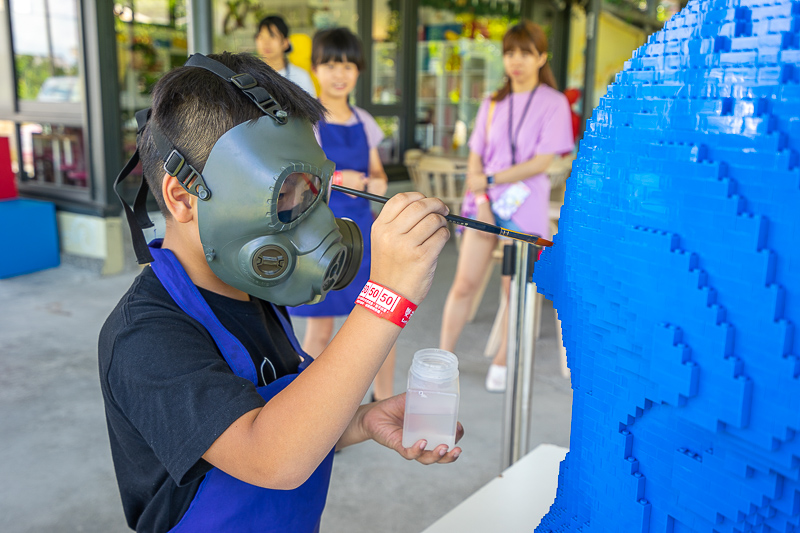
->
[331,185,553,247]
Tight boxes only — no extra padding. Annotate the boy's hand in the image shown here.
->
[362,394,463,464]
[370,192,450,304]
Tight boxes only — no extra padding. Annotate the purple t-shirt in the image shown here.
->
[468,84,574,237]
[314,106,384,152]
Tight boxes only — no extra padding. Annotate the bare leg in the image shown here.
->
[372,343,397,401]
[439,229,498,352]
[301,316,335,358]
[491,275,512,367]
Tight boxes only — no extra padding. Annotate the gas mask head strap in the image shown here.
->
[114,53,289,265]
[183,53,289,125]
[113,107,157,264]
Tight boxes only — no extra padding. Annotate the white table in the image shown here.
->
[422,444,568,533]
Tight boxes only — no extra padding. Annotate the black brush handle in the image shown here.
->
[330,184,550,246]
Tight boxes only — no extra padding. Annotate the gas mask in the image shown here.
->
[114,53,363,306]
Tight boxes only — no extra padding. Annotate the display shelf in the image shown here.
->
[415,38,504,155]
[372,41,399,105]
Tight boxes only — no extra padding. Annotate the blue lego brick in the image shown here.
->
[533,0,800,531]
[0,198,60,278]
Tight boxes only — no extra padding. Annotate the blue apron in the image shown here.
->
[289,109,373,317]
[146,241,335,533]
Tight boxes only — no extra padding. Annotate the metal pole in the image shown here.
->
[187,0,213,55]
[518,247,539,456]
[501,242,520,470]
[501,241,540,469]
[43,0,55,76]
[581,0,601,134]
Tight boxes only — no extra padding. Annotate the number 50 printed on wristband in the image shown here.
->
[356,281,418,328]
[361,283,400,312]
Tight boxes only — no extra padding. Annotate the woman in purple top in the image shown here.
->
[288,28,398,401]
[439,21,575,392]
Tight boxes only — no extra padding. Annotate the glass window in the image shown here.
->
[9,0,82,103]
[19,122,87,189]
[375,116,400,165]
[416,1,521,155]
[371,0,401,105]
[115,1,188,118]
[212,0,357,60]
[114,1,188,201]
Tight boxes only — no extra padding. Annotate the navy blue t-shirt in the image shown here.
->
[98,267,302,532]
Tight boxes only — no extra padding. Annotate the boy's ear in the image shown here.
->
[162,172,195,223]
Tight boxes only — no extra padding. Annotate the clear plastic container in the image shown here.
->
[402,349,460,451]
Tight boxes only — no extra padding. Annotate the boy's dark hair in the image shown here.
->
[255,15,292,53]
[311,27,364,71]
[139,52,325,217]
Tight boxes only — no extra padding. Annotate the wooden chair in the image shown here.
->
[403,148,425,195]
[411,155,468,227]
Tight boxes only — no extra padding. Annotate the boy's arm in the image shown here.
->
[202,192,450,490]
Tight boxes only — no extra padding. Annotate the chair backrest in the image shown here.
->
[546,153,576,189]
[403,148,424,167]
[414,155,467,215]
[403,148,426,196]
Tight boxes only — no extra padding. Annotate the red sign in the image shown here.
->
[0,137,17,199]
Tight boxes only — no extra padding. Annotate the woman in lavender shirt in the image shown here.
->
[439,21,575,392]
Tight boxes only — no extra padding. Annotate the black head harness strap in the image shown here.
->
[113,108,156,264]
[185,53,289,125]
[114,53,288,264]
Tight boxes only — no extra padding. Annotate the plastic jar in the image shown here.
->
[401,349,460,451]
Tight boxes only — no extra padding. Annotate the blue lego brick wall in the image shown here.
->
[0,199,60,278]
[534,0,800,531]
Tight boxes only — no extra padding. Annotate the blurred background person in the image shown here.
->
[255,14,316,96]
[288,27,396,402]
[439,21,574,392]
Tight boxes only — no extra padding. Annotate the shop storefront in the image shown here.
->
[0,0,672,274]
[204,0,555,162]
[0,1,185,273]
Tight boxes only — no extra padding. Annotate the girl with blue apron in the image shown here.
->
[289,110,373,317]
[147,241,335,532]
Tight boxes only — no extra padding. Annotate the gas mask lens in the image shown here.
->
[277,172,322,223]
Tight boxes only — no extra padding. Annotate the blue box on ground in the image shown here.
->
[0,198,60,278]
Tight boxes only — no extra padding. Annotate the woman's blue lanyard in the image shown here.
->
[508,86,538,165]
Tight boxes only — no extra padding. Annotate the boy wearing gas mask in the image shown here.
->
[99,52,462,533]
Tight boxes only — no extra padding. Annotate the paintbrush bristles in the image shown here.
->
[500,229,553,247]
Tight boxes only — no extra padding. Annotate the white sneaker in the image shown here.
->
[485,364,507,392]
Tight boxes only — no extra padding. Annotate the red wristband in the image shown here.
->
[475,193,489,206]
[355,280,418,328]
[332,171,344,186]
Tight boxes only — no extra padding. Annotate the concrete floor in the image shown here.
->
[0,207,572,533]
